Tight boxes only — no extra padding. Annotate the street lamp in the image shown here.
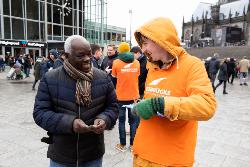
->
[129,9,132,48]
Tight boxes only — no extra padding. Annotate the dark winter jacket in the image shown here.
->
[100,54,118,86]
[33,67,118,164]
[39,60,49,79]
[227,59,236,73]
[218,62,228,81]
[53,58,64,69]
[92,57,100,69]
[34,61,41,80]
[209,57,220,74]
[137,54,148,97]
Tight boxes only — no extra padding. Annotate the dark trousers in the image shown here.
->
[228,71,235,84]
[32,80,39,89]
[215,80,227,92]
[209,73,217,89]
[118,102,139,146]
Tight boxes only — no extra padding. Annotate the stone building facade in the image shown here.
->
[182,0,250,47]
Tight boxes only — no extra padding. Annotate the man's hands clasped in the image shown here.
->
[73,118,106,134]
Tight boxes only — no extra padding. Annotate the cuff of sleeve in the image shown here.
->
[61,115,77,134]
[164,96,181,121]
[96,114,111,130]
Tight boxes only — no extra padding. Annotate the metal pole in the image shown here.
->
[129,9,132,48]
[101,0,104,46]
[45,0,48,56]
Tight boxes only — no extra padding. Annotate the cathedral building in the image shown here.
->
[182,0,250,47]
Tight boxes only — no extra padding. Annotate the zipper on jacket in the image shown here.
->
[76,105,80,167]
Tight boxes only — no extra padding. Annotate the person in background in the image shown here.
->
[227,57,236,84]
[53,51,67,69]
[214,58,228,94]
[23,54,32,78]
[48,49,59,70]
[91,44,102,69]
[33,35,118,167]
[131,17,217,167]
[238,56,250,86]
[208,53,220,90]
[101,44,118,86]
[112,42,140,152]
[204,56,211,78]
[0,56,5,72]
[32,56,43,90]
[130,46,148,99]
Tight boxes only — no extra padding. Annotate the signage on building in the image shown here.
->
[0,40,47,48]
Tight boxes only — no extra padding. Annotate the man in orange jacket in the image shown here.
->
[132,17,217,167]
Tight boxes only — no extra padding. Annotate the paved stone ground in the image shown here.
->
[0,68,250,167]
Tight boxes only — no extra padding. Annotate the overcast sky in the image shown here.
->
[107,0,217,45]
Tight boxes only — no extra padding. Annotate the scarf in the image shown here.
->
[63,59,93,107]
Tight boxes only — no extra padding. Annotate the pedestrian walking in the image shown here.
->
[33,35,119,167]
[131,17,217,167]
[208,53,220,90]
[227,57,236,84]
[214,58,228,94]
[32,56,42,90]
[238,56,250,86]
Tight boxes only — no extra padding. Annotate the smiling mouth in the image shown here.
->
[144,51,152,61]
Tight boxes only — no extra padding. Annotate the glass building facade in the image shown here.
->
[0,0,126,60]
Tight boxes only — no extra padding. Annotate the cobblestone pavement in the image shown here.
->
[0,69,250,167]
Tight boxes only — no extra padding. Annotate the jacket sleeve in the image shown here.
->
[96,76,119,130]
[33,75,77,134]
[164,61,217,121]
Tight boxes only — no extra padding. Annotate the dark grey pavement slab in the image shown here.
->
[0,69,250,167]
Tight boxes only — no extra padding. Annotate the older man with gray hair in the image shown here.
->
[33,35,119,167]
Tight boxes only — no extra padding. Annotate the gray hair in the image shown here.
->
[64,35,90,54]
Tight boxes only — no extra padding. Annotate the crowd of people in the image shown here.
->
[204,54,250,94]
[2,17,249,167]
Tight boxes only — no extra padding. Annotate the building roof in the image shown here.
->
[188,0,249,22]
[219,0,248,20]
[191,2,212,21]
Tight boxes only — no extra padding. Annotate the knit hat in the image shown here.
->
[117,42,134,63]
[49,49,59,59]
[118,42,130,53]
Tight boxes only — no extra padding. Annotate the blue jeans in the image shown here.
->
[118,102,139,146]
[50,158,102,167]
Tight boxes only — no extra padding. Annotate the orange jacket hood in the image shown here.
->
[134,17,185,58]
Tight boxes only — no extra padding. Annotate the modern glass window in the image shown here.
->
[48,24,52,35]
[40,23,45,41]
[64,10,73,26]
[12,18,24,39]
[11,0,23,18]
[26,0,39,20]
[53,25,61,36]
[0,17,2,38]
[53,0,62,5]
[64,26,73,36]
[40,2,45,21]
[53,5,62,24]
[47,4,52,22]
[27,21,39,40]
[3,0,10,15]
[4,17,10,39]
[79,11,82,27]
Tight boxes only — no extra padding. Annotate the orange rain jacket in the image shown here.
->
[133,17,217,167]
